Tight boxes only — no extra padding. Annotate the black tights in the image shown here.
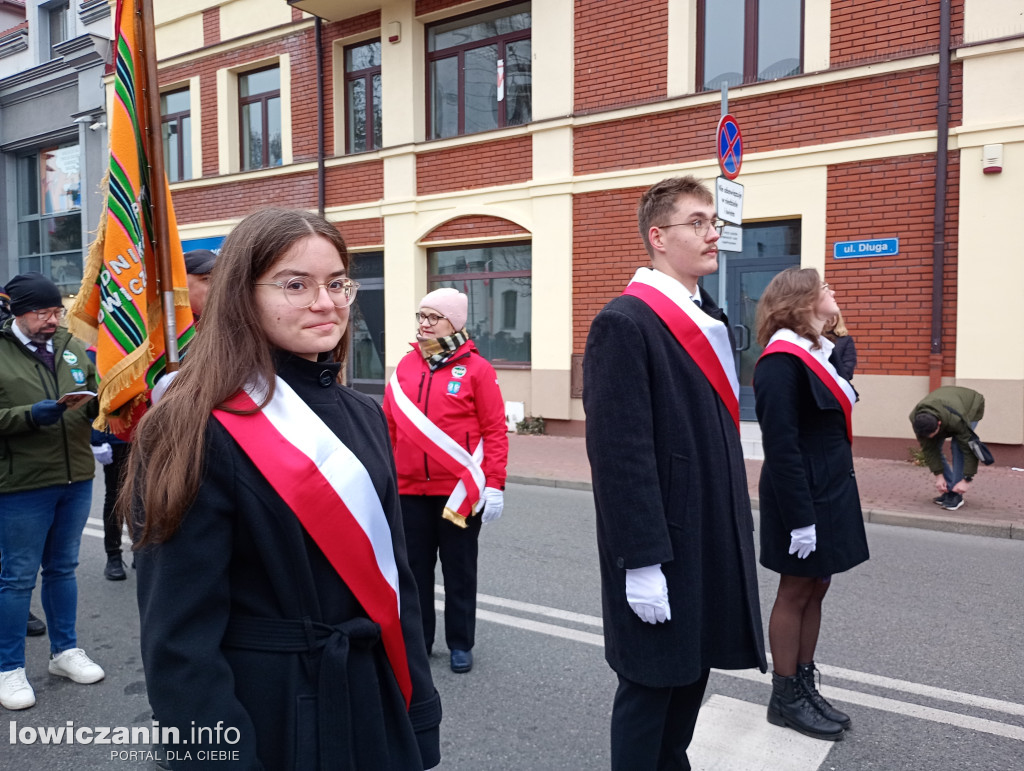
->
[768,574,831,677]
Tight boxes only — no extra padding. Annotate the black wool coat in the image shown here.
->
[136,355,441,771]
[829,334,857,381]
[583,290,767,688]
[754,350,869,576]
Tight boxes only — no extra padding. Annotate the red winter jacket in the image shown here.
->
[383,340,508,496]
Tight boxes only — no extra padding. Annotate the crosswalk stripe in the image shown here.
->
[82,522,132,547]
[689,695,835,771]
[442,585,1024,720]
[435,599,603,646]
[433,590,1024,741]
[816,662,1024,718]
[438,585,603,628]
[720,668,1024,742]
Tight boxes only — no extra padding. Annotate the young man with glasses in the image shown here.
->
[0,272,105,711]
[583,177,766,769]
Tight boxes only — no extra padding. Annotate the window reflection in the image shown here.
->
[701,0,802,90]
[758,0,802,80]
[427,3,531,139]
[428,243,532,364]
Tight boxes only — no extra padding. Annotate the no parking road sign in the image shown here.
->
[717,114,743,180]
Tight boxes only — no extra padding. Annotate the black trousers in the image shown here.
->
[102,443,131,557]
[400,494,482,653]
[610,669,711,771]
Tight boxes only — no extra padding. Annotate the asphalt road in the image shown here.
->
[5,481,1023,770]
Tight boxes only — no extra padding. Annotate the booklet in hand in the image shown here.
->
[58,391,97,410]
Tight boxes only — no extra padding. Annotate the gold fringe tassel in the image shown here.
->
[442,507,469,528]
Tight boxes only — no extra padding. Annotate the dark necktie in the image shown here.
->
[32,344,55,371]
[693,297,702,308]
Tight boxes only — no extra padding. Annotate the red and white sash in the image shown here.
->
[385,369,484,528]
[622,268,740,430]
[212,377,412,706]
[759,329,857,443]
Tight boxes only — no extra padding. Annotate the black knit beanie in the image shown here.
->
[912,411,940,439]
[6,272,62,316]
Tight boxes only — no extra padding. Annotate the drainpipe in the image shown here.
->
[929,0,951,391]
[315,15,325,217]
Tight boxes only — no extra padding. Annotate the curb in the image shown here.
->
[863,508,1022,540]
[506,476,1023,541]
[506,475,593,492]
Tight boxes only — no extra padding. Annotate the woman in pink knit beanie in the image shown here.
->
[382,286,509,674]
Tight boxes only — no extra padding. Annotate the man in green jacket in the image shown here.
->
[910,386,986,512]
[0,273,105,711]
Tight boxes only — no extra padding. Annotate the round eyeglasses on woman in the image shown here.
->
[415,312,448,327]
[255,276,360,309]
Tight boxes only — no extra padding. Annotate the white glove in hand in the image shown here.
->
[479,487,504,524]
[91,443,113,465]
[789,524,817,559]
[625,564,671,624]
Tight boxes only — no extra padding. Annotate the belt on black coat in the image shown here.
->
[222,615,389,770]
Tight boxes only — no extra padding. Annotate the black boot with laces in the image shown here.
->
[798,661,852,729]
[767,671,845,740]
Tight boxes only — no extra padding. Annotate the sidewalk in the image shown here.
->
[506,434,1024,540]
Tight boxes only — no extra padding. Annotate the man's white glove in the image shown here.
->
[625,564,671,624]
[91,443,113,465]
[789,524,817,559]
[477,487,504,524]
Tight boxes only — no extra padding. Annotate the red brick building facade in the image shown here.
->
[155,0,1024,454]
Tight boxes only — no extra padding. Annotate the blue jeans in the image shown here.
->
[941,421,979,489]
[0,481,92,671]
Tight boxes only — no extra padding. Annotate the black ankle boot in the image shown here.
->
[104,554,127,581]
[767,672,845,740]
[798,662,852,729]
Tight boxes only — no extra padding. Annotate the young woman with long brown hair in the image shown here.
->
[123,208,441,769]
[753,267,869,742]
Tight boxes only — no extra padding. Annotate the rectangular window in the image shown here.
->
[698,0,803,91]
[17,144,83,294]
[345,40,382,154]
[239,67,282,171]
[426,3,531,140]
[348,251,386,396]
[161,89,192,182]
[48,2,69,59]
[428,242,531,365]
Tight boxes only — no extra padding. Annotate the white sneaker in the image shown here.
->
[0,668,36,710]
[48,648,105,684]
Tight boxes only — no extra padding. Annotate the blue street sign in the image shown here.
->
[833,238,899,259]
[717,114,743,180]
[181,236,225,253]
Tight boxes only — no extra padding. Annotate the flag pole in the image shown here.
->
[136,0,179,372]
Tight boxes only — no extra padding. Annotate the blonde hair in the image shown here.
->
[825,310,849,337]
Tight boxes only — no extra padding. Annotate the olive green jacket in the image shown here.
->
[0,319,98,493]
[909,386,985,477]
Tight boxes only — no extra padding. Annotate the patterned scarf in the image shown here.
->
[418,328,470,371]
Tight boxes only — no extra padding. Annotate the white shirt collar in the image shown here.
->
[10,318,53,352]
[647,268,702,307]
[768,328,834,365]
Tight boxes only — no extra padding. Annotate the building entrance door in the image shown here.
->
[702,220,801,420]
